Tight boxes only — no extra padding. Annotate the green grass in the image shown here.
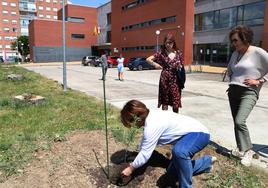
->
[0,64,124,181]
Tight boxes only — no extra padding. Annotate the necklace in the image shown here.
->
[236,46,249,63]
[236,53,244,63]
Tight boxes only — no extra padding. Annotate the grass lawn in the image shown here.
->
[0,64,136,181]
[0,64,267,187]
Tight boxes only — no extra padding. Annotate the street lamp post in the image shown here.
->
[62,0,67,91]
[155,30,160,52]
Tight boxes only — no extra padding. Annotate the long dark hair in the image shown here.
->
[120,100,149,128]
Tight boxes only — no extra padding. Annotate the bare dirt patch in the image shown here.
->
[0,130,266,188]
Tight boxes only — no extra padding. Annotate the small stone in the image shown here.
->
[7,74,24,80]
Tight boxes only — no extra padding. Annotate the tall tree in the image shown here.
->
[11,36,29,61]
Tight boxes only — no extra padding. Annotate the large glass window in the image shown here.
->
[195,1,265,31]
[243,1,265,26]
[202,12,214,30]
[193,43,231,66]
[219,7,236,28]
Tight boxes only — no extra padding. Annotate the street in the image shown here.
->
[25,64,268,169]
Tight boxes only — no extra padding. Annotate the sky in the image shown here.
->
[69,0,110,7]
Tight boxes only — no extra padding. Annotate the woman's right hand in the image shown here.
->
[121,164,135,177]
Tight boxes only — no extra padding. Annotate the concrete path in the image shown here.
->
[24,64,268,171]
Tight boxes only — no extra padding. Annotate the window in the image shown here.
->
[107,13,111,25]
[39,14,44,17]
[202,11,214,30]
[5,36,11,40]
[53,0,58,3]
[39,6,43,10]
[10,3,16,7]
[71,34,85,39]
[46,7,51,11]
[6,45,11,49]
[46,15,51,18]
[0,45,2,49]
[11,11,17,15]
[2,2,8,6]
[243,1,265,26]
[2,10,8,14]
[218,7,236,28]
[3,19,9,23]
[122,15,176,32]
[194,1,265,31]
[12,20,17,24]
[53,16,57,19]
[106,31,111,43]
[46,0,51,2]
[66,17,85,23]
[3,28,10,32]
[53,8,58,11]
[122,0,148,10]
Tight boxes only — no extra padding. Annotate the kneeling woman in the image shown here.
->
[120,100,215,188]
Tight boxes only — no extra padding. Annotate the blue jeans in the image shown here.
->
[167,132,211,188]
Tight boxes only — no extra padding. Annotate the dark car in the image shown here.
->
[107,56,129,68]
[127,57,155,71]
[81,56,101,66]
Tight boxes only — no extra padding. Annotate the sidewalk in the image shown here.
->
[18,62,227,74]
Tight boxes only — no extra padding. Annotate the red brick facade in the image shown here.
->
[29,4,98,60]
[111,0,194,65]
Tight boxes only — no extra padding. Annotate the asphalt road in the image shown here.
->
[25,64,268,170]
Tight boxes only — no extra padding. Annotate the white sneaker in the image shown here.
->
[231,148,245,159]
[241,150,254,167]
[210,156,217,172]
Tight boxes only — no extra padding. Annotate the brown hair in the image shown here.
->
[161,33,178,54]
[229,25,253,45]
[120,100,149,128]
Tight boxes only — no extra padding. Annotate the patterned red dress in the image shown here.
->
[154,50,184,109]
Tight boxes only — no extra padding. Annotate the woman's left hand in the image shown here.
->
[243,78,259,86]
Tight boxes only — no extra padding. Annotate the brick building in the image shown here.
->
[29,4,97,62]
[0,0,65,61]
[111,0,194,65]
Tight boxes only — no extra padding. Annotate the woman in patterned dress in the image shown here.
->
[147,33,184,113]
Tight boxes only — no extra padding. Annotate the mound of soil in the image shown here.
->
[0,130,226,188]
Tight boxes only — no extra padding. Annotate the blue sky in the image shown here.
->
[69,0,110,7]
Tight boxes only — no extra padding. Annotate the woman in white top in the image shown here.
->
[120,100,216,188]
[227,25,268,167]
[117,54,124,81]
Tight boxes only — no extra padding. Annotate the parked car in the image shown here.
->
[127,57,155,71]
[81,56,101,66]
[107,56,129,68]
